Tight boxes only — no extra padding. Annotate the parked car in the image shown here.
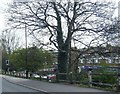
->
[47,74,56,82]
[81,65,102,70]
[41,74,56,82]
[41,75,47,79]
[32,74,40,78]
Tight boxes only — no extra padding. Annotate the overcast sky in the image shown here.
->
[0,0,13,31]
[0,0,120,48]
[0,0,119,32]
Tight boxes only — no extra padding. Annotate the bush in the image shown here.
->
[92,67,117,84]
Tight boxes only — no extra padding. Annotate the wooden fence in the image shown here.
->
[2,66,120,91]
[55,67,120,91]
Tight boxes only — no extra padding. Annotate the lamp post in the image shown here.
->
[25,23,28,79]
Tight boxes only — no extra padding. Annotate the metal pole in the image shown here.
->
[25,24,28,79]
[0,45,2,74]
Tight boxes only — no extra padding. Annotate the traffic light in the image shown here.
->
[6,60,9,66]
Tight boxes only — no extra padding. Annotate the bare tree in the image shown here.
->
[102,19,120,46]
[1,29,21,54]
[8,0,115,75]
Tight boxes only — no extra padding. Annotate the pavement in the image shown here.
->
[2,75,110,93]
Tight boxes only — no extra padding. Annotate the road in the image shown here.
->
[2,75,109,93]
[1,76,46,93]
[2,79,37,92]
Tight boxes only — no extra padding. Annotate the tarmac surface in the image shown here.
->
[1,75,109,93]
[2,78,38,92]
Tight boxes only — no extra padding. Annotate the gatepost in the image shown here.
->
[116,69,120,92]
[88,69,92,87]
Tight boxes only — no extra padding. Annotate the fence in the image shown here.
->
[2,66,120,91]
[55,67,120,91]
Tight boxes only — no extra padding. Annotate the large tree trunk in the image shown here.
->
[57,46,69,80]
[58,51,68,80]
[53,2,70,79]
[58,50,68,73]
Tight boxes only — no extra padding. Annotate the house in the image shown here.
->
[78,46,120,64]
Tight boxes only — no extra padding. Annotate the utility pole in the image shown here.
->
[0,44,2,74]
[25,24,28,79]
[116,1,120,91]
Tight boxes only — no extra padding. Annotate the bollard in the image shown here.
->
[56,72,59,83]
[39,75,41,81]
[116,73,120,92]
[69,72,73,84]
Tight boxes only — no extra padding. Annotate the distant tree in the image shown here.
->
[8,46,53,72]
[1,29,22,72]
[1,29,21,54]
[2,48,8,71]
[101,20,120,46]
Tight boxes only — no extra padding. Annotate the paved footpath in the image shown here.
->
[2,75,110,92]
